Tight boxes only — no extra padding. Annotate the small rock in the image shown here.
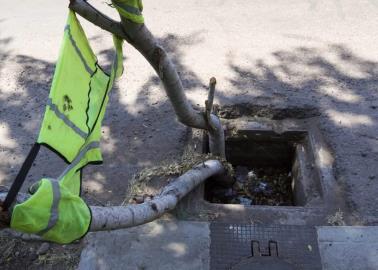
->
[37,243,50,255]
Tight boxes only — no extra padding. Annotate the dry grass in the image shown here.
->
[123,145,233,204]
[327,209,346,226]
[36,252,79,269]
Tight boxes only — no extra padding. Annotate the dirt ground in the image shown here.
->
[0,0,378,268]
[0,230,82,269]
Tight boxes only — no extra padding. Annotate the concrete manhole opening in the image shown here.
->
[204,120,324,207]
[178,118,339,225]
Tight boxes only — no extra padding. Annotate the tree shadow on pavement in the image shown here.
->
[1,29,377,223]
[0,31,206,206]
[215,44,378,224]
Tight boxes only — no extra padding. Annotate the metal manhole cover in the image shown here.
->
[210,223,321,270]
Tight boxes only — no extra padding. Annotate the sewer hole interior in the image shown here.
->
[205,131,305,206]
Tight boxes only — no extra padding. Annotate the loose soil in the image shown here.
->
[0,232,82,270]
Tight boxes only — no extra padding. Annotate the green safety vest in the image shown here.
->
[9,10,125,244]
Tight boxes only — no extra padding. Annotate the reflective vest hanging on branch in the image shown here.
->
[112,0,144,24]
[2,8,127,244]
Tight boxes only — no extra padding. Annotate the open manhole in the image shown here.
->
[205,130,304,206]
[177,118,343,225]
[204,122,322,207]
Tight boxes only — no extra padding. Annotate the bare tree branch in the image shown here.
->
[69,0,225,157]
[68,0,126,39]
[90,160,224,231]
[1,160,225,232]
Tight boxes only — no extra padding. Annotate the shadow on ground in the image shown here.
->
[0,30,206,269]
[0,32,377,223]
[0,25,378,270]
[216,44,378,224]
[0,31,207,207]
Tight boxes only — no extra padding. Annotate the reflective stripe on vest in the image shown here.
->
[10,10,124,244]
[112,0,144,24]
[46,98,88,139]
[37,11,123,163]
[37,179,60,235]
[65,25,94,75]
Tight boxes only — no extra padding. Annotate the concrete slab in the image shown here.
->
[79,223,378,270]
[78,220,210,270]
[317,226,378,270]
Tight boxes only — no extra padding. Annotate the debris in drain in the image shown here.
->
[237,196,253,206]
[235,166,249,183]
[207,166,293,206]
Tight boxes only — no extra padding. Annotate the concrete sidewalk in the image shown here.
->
[78,221,378,270]
[78,220,210,270]
[318,226,378,270]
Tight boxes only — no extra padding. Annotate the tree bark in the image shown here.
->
[90,160,224,231]
[69,0,225,157]
[1,160,224,231]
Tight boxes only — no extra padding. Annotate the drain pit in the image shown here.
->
[177,118,342,225]
[205,130,308,206]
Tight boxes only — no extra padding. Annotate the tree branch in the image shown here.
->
[69,0,225,157]
[1,160,225,232]
[89,160,224,231]
[68,0,127,39]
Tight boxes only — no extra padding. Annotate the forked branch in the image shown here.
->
[69,0,225,157]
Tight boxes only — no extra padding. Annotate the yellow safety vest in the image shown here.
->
[10,10,124,244]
